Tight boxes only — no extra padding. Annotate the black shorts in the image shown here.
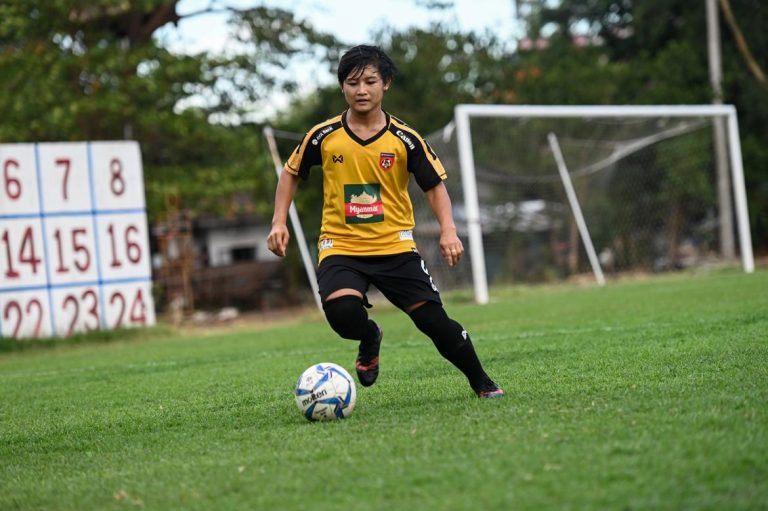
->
[317,251,442,310]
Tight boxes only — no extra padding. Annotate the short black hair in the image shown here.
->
[337,45,397,85]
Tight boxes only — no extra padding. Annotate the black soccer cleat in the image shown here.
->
[473,378,505,399]
[355,321,383,387]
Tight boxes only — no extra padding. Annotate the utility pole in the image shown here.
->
[706,0,736,259]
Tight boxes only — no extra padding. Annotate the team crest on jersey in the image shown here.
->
[379,152,395,171]
[344,184,384,224]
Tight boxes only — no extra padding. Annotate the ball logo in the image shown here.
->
[300,388,327,407]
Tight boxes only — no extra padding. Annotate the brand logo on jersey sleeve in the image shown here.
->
[395,130,416,150]
[311,125,335,145]
[379,152,395,170]
[344,184,384,224]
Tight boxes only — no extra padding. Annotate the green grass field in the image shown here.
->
[1,268,767,510]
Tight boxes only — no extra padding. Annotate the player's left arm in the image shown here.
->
[402,125,461,267]
[424,182,463,267]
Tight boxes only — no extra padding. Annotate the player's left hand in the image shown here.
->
[440,230,463,267]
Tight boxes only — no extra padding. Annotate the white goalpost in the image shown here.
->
[447,104,754,304]
[547,132,606,287]
[263,126,322,311]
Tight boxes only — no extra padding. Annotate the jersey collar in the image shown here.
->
[341,110,391,146]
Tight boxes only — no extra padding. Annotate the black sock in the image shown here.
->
[409,302,491,389]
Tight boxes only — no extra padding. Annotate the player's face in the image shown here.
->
[341,65,390,115]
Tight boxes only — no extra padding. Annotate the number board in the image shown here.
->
[0,142,155,339]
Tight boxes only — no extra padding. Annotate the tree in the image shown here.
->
[0,0,341,221]
[524,0,768,252]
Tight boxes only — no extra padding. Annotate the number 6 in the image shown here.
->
[3,159,21,199]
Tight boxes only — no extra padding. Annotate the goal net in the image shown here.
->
[413,105,753,303]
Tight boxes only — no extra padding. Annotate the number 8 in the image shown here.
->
[110,158,125,196]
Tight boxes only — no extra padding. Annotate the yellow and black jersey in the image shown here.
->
[285,110,447,262]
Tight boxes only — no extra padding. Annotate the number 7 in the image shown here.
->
[55,158,71,200]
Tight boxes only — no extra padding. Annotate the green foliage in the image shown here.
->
[1,271,766,509]
[275,25,515,134]
[530,0,768,250]
[378,26,512,132]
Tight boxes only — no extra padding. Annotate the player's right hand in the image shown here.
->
[267,224,290,257]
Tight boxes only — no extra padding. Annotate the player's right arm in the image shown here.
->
[267,119,331,257]
[267,169,300,257]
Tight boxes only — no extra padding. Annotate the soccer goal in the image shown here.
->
[412,104,754,304]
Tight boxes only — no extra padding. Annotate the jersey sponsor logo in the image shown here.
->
[379,152,395,170]
[332,154,344,163]
[395,129,416,150]
[399,230,413,241]
[311,125,335,146]
[319,238,334,251]
[344,184,384,224]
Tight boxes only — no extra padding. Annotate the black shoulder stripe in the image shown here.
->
[389,114,409,127]
[293,135,306,155]
[294,120,342,179]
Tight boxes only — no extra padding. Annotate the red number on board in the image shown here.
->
[27,298,43,337]
[110,288,147,327]
[107,224,142,268]
[110,292,126,327]
[53,227,91,274]
[2,227,41,278]
[3,159,21,200]
[130,288,147,324]
[55,158,71,201]
[1,230,18,278]
[110,158,125,196]
[3,301,21,338]
[63,295,79,337]
[62,290,100,336]
[125,226,141,263]
[82,289,99,331]
[4,298,43,338]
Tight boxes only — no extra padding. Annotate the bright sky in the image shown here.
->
[155,0,519,119]
[161,0,518,54]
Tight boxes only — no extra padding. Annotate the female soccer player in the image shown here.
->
[267,45,503,398]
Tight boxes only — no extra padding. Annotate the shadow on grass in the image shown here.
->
[0,324,174,354]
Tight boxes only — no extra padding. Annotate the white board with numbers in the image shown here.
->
[0,141,155,339]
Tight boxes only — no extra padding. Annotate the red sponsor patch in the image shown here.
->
[379,152,395,170]
[345,201,384,217]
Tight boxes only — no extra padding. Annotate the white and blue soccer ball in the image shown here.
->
[295,362,357,421]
